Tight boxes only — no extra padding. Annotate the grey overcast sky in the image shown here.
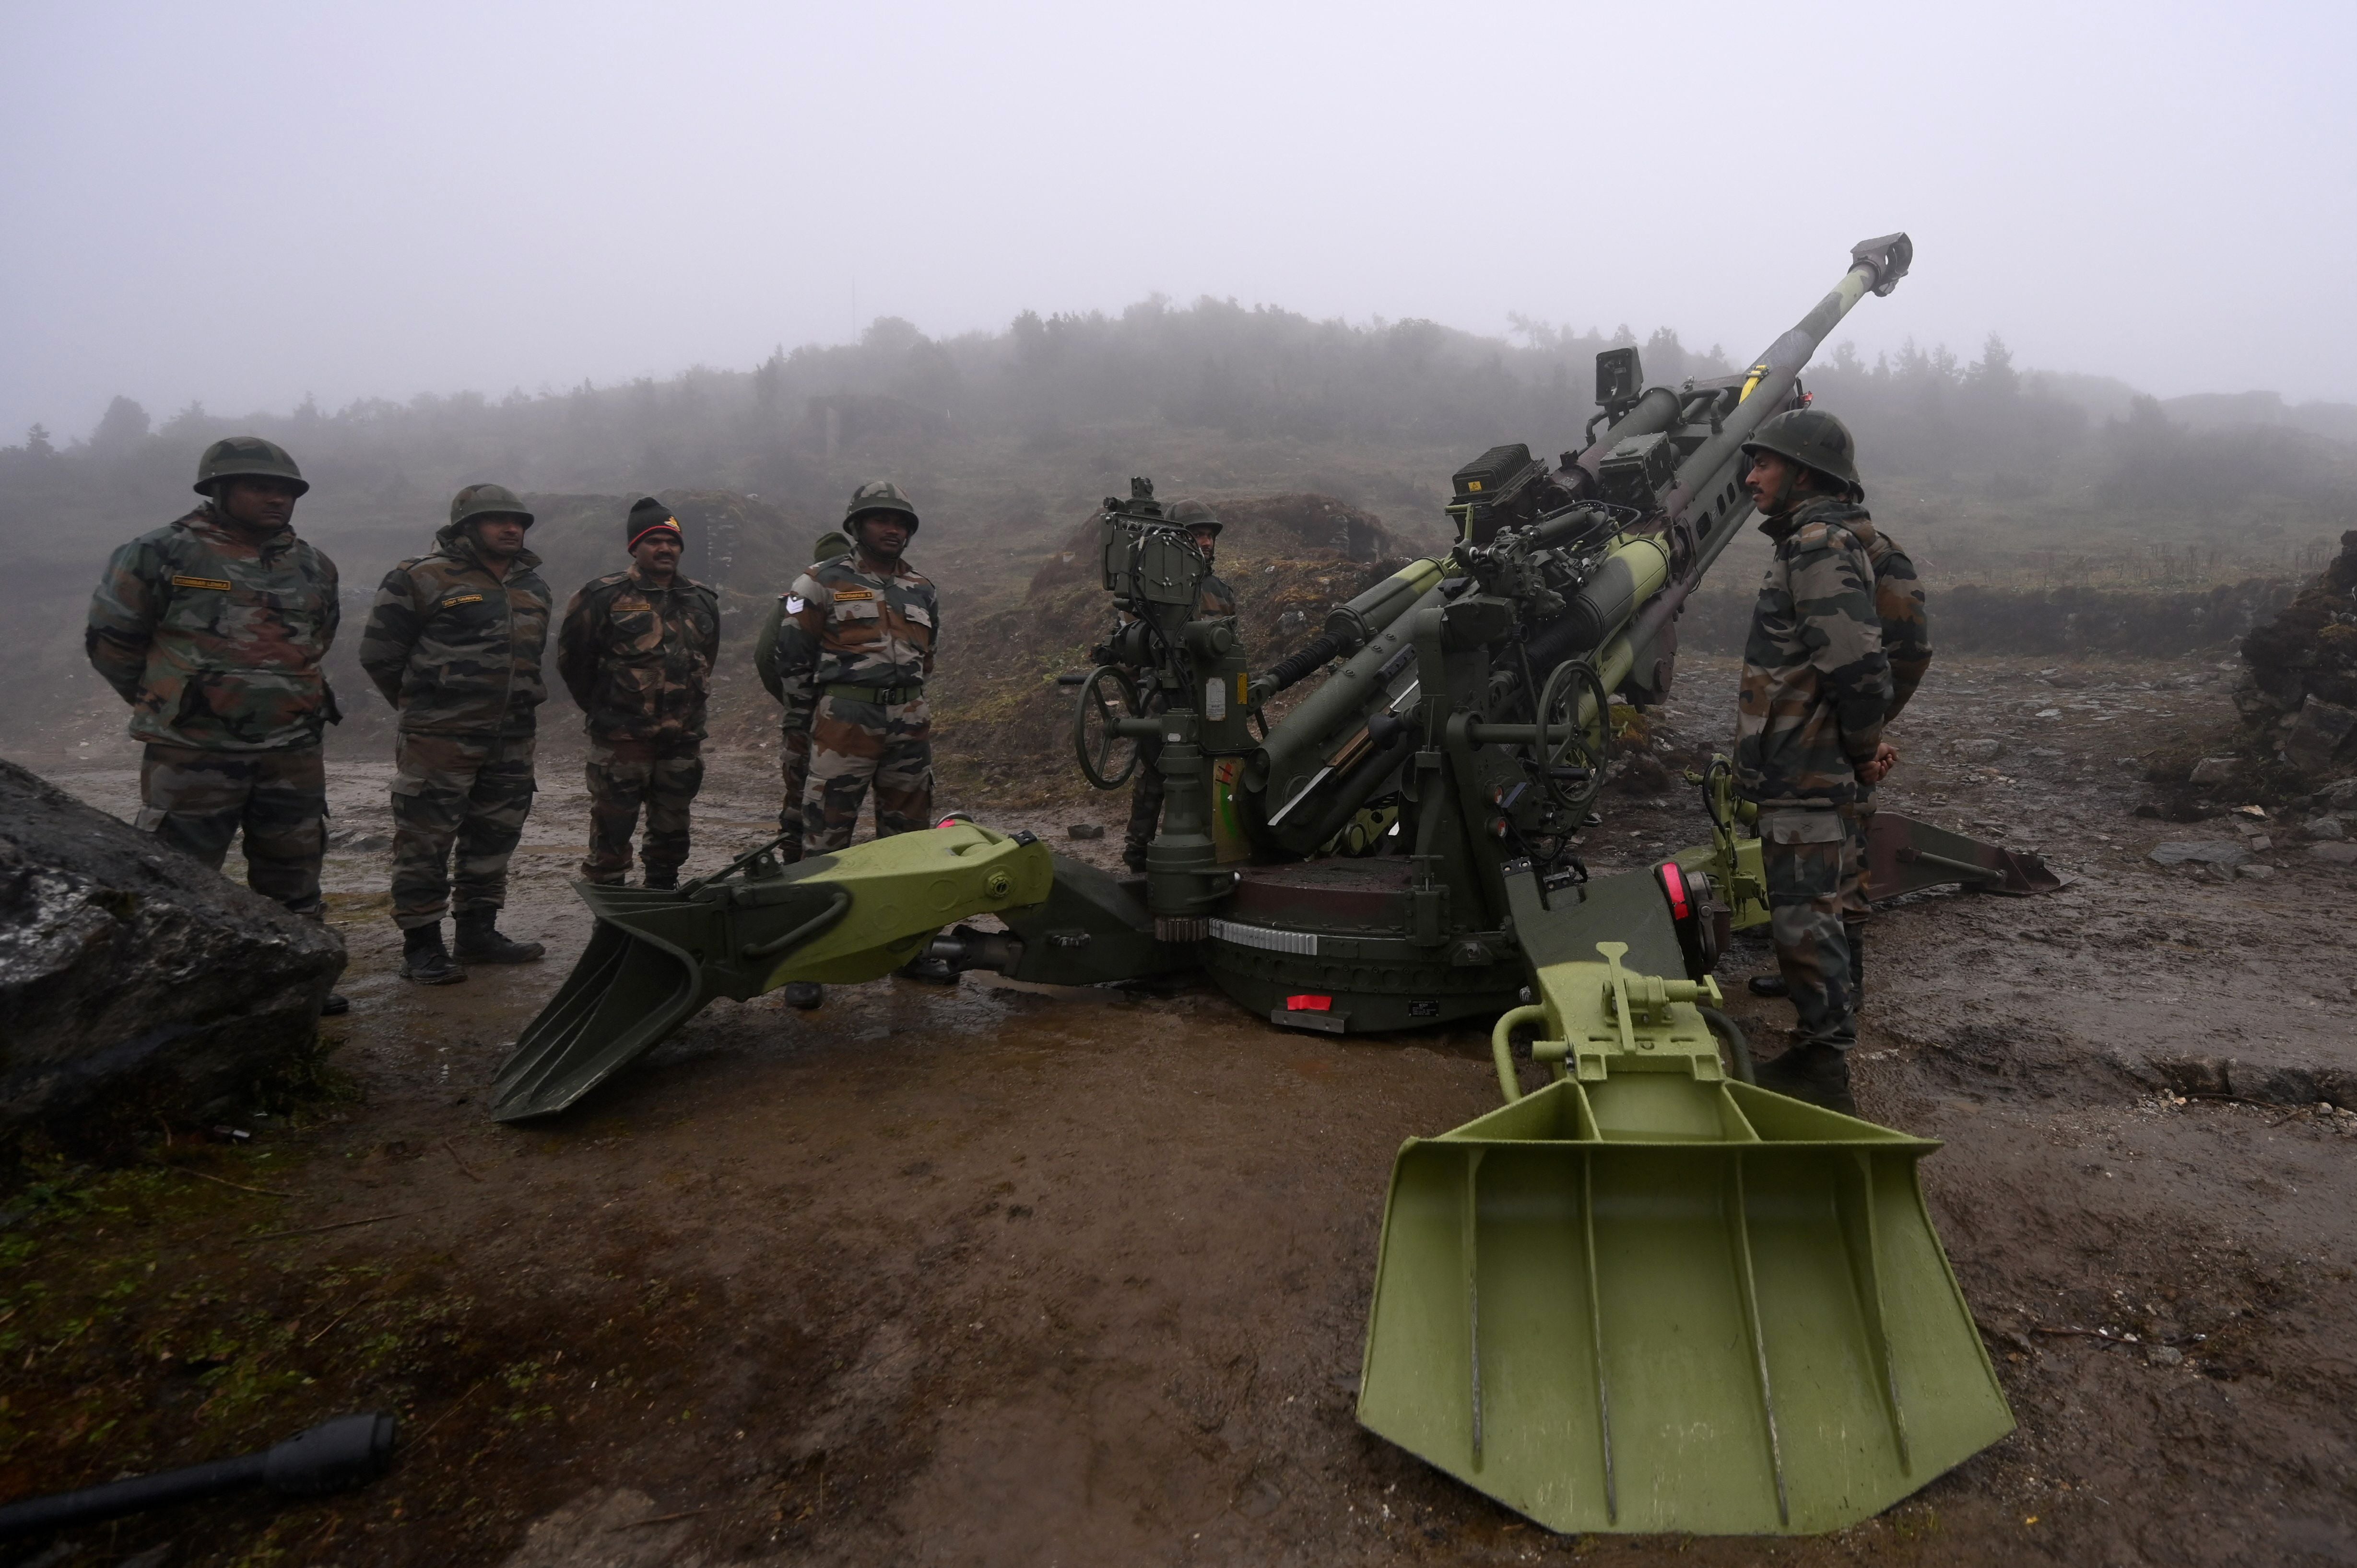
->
[3,0,2351,442]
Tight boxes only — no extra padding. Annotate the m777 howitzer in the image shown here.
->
[496,233,2044,1535]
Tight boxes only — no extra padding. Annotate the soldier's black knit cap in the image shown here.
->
[626,496,683,550]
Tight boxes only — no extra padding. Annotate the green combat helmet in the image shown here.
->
[1168,498,1223,535]
[449,482,535,528]
[812,530,853,562]
[844,479,919,531]
[193,435,308,497]
[1740,408,1862,500]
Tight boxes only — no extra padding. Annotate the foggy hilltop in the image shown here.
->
[6,294,2355,567]
[5,296,2354,778]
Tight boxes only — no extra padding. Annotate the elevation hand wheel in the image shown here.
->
[1530,658,1610,817]
[1072,665,1143,790]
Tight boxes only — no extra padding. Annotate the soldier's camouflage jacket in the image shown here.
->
[358,524,552,735]
[1844,513,1931,722]
[86,505,340,751]
[767,555,939,731]
[557,568,721,742]
[1734,496,1892,807]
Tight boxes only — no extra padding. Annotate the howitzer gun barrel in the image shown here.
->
[1538,234,1913,681]
[1662,232,1911,537]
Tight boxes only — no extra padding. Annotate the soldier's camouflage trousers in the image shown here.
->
[585,735,704,884]
[777,723,813,860]
[1839,795,1874,926]
[136,742,326,916]
[390,730,537,930]
[802,693,932,855]
[1760,806,1861,1052]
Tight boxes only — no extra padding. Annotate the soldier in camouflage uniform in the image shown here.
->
[359,484,553,983]
[86,435,349,1015]
[1746,433,1933,1007]
[754,528,854,860]
[771,482,947,996]
[1121,499,1238,872]
[558,498,721,888]
[1730,409,1894,1113]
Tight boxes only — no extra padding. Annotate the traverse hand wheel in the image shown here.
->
[1072,666,1143,790]
[1530,658,1610,817]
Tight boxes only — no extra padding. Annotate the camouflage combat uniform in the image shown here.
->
[1734,494,1893,1052]
[754,531,855,858]
[86,504,340,913]
[358,523,552,929]
[1838,512,1932,926]
[558,567,720,883]
[1122,571,1239,868]
[770,555,939,854]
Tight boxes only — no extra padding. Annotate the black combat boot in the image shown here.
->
[1754,1041,1856,1115]
[782,982,825,1009]
[643,865,680,890]
[1747,972,1790,997]
[453,908,544,964]
[400,923,466,985]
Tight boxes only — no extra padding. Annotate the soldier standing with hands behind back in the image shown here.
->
[1741,417,1931,1009]
[358,483,553,984]
[1730,409,1893,1115]
[86,436,349,1015]
[769,481,949,1001]
[558,498,720,889]
[754,527,854,860]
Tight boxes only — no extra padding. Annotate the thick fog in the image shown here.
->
[3,0,2351,440]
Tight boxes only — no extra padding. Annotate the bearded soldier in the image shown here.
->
[359,483,553,983]
[754,527,855,860]
[87,436,348,1015]
[1121,498,1237,872]
[771,481,949,997]
[557,498,721,888]
[1731,409,1894,1114]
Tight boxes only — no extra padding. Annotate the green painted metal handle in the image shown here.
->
[1699,1006,1756,1085]
[739,886,851,960]
[1490,1004,1550,1103]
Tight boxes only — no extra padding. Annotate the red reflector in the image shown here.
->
[1657,861,1691,920]
[1286,994,1333,1012]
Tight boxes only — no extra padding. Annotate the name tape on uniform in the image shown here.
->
[171,574,235,591]
[833,587,877,602]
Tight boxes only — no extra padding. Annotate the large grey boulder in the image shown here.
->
[0,758,344,1147]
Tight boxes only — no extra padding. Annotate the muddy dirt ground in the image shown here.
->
[7,650,2356,1568]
